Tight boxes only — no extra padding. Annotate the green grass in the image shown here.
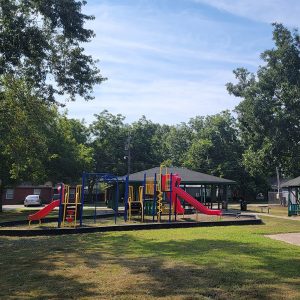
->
[0,216,300,299]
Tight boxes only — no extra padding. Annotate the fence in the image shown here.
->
[268,191,288,206]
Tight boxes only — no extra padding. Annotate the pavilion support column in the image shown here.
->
[217,185,221,210]
[211,185,216,209]
[222,185,228,210]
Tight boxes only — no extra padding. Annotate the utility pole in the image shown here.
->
[0,179,2,213]
[276,166,281,205]
[125,135,131,176]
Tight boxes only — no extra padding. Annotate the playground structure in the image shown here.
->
[27,166,225,228]
[125,165,222,222]
[28,183,82,227]
[80,172,120,225]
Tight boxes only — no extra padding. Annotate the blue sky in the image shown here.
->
[64,0,300,124]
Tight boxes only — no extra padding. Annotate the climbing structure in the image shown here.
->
[61,184,82,228]
[127,185,144,221]
[125,165,185,222]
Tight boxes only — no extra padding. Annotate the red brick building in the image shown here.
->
[2,185,53,205]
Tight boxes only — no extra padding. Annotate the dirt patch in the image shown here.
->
[265,233,300,246]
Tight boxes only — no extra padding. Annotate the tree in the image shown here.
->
[227,23,300,179]
[184,111,242,179]
[163,123,193,166]
[90,110,127,175]
[0,0,105,103]
[0,76,52,184]
[45,113,94,183]
[130,116,166,172]
[0,0,104,211]
[0,76,54,211]
[0,76,94,186]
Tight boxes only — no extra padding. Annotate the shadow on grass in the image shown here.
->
[0,232,300,299]
[95,234,300,299]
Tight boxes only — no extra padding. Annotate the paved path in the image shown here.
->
[266,233,300,246]
[246,212,300,221]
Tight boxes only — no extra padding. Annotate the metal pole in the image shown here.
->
[169,173,172,222]
[80,172,86,226]
[114,179,119,224]
[125,135,131,177]
[174,176,177,222]
[124,175,129,222]
[94,179,98,223]
[276,167,281,205]
[58,183,63,228]
[153,173,157,222]
[142,173,146,222]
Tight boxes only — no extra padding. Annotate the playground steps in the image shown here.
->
[62,203,80,227]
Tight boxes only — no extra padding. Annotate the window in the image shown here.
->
[6,189,14,200]
[33,188,41,195]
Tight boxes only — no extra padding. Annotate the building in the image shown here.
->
[2,185,54,205]
[281,176,300,215]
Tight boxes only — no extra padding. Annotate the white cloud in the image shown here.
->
[193,0,300,27]
[65,70,238,125]
[64,1,279,125]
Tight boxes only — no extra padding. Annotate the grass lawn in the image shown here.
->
[0,217,300,299]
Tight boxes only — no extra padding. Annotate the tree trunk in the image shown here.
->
[0,180,3,213]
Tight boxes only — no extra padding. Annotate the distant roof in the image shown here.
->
[122,167,236,185]
[281,176,300,187]
[268,177,292,189]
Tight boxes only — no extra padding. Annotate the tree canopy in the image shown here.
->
[2,21,299,211]
[227,23,300,178]
[0,0,106,103]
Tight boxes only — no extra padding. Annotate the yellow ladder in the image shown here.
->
[128,185,144,221]
[62,185,81,228]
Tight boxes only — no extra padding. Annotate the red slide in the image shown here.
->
[28,200,60,221]
[166,192,185,214]
[174,187,222,216]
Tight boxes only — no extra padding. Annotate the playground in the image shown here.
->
[1,167,299,299]
[0,166,262,234]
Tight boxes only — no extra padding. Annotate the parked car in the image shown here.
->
[24,195,42,207]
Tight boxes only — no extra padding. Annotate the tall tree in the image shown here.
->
[163,123,194,166]
[0,76,94,186]
[184,111,242,179]
[0,0,104,210]
[45,113,94,183]
[227,23,300,178]
[0,0,105,102]
[90,110,127,175]
[0,77,54,211]
[130,116,165,172]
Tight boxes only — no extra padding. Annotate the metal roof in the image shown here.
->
[121,167,236,185]
[281,176,300,187]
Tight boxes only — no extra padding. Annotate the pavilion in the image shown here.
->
[123,167,236,209]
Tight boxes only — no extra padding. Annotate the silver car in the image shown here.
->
[24,195,42,207]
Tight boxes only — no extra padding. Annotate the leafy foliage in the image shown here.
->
[227,23,300,178]
[0,0,105,102]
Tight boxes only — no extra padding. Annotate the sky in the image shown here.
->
[64,0,300,125]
